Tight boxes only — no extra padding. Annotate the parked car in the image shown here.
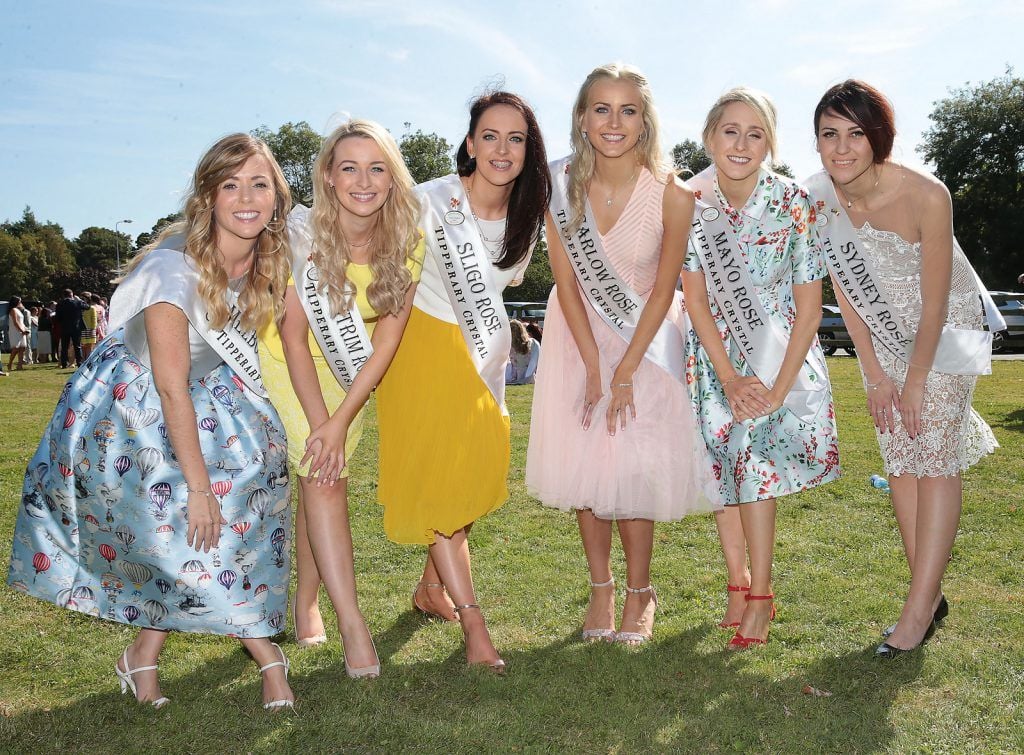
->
[990,292,1024,353]
[818,305,855,356]
[504,301,547,328]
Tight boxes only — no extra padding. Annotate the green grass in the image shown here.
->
[1,357,1022,753]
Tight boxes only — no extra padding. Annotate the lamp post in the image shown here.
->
[114,219,133,272]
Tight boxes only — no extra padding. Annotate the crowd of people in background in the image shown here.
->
[1,290,109,374]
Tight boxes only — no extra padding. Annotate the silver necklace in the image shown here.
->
[842,164,882,209]
[346,234,374,248]
[466,181,506,244]
[601,169,638,207]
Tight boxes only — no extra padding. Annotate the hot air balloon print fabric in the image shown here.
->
[7,330,292,637]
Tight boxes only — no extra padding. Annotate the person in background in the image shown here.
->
[6,296,29,371]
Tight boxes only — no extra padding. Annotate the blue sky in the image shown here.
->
[2,0,1021,241]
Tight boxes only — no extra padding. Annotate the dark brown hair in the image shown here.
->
[814,80,896,163]
[456,91,551,270]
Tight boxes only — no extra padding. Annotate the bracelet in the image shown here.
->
[614,382,633,388]
[720,375,740,388]
[186,487,213,498]
[863,376,887,390]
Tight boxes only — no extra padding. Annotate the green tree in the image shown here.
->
[400,124,455,184]
[0,230,31,299]
[919,68,1024,288]
[671,139,710,178]
[134,213,183,250]
[72,226,131,272]
[1,207,76,300]
[251,121,323,205]
[509,236,554,302]
[50,268,116,301]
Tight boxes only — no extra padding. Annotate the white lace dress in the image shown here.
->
[856,223,998,477]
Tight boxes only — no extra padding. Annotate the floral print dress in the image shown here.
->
[684,169,840,504]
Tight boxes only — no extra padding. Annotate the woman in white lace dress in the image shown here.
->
[813,80,997,656]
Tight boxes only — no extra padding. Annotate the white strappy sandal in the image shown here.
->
[581,577,618,643]
[615,585,658,645]
[260,642,295,712]
[115,648,170,709]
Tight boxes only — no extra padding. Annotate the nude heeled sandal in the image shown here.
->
[615,585,658,645]
[452,603,506,674]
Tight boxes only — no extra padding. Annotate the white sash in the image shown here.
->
[688,167,828,424]
[109,247,269,397]
[287,206,374,391]
[417,175,511,410]
[804,170,1003,376]
[548,156,686,383]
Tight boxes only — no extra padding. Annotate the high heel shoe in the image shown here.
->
[727,593,774,649]
[344,634,381,680]
[291,599,327,647]
[615,585,658,645]
[452,603,506,674]
[882,595,948,638]
[115,648,170,709]
[581,577,617,643]
[412,581,459,623]
[718,583,750,629]
[876,620,937,658]
[260,642,295,711]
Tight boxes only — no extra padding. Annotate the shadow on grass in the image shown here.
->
[995,408,1024,433]
[4,617,925,753]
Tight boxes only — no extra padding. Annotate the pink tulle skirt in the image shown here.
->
[526,287,721,521]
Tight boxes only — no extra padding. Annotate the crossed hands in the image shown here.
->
[722,375,783,422]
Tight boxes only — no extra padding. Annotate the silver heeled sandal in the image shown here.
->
[115,648,170,709]
[615,585,658,645]
[581,577,617,643]
[452,603,506,674]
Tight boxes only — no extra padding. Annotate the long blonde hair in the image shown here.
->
[567,62,670,232]
[128,133,291,331]
[310,119,420,318]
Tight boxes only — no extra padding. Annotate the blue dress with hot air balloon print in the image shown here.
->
[7,249,291,637]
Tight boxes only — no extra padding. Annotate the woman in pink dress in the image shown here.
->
[527,63,719,645]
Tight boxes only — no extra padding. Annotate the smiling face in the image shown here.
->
[581,78,644,159]
[328,135,393,219]
[816,109,877,186]
[706,101,769,185]
[466,103,528,190]
[211,153,277,255]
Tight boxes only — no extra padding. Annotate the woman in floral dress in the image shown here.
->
[682,87,840,649]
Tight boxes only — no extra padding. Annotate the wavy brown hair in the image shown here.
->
[310,119,420,318]
[567,63,670,232]
[509,318,531,354]
[455,91,551,270]
[127,133,291,331]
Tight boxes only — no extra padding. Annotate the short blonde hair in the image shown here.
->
[701,86,779,164]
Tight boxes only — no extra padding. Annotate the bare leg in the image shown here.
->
[241,637,294,706]
[617,518,656,643]
[415,550,458,621]
[117,628,169,703]
[292,486,326,642]
[429,528,502,667]
[577,509,616,637]
[298,476,377,670]
[886,475,962,649]
[889,473,944,614]
[736,498,777,643]
[715,505,750,626]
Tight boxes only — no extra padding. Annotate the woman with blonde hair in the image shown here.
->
[507,319,540,385]
[259,118,424,678]
[527,63,719,645]
[683,87,839,649]
[8,133,297,709]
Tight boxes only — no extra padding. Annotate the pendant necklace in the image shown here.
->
[602,169,638,207]
[466,181,507,244]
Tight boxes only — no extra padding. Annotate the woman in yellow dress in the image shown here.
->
[258,119,423,678]
[376,91,551,671]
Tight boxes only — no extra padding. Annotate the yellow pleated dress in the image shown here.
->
[259,251,424,478]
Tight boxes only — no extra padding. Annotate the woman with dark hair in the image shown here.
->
[375,91,551,671]
[8,133,297,710]
[808,80,998,656]
[527,63,720,645]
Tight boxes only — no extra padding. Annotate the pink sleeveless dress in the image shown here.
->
[526,169,720,521]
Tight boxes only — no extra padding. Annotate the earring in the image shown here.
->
[329,181,335,188]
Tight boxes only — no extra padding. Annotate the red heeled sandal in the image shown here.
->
[718,584,750,629]
[727,593,775,649]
